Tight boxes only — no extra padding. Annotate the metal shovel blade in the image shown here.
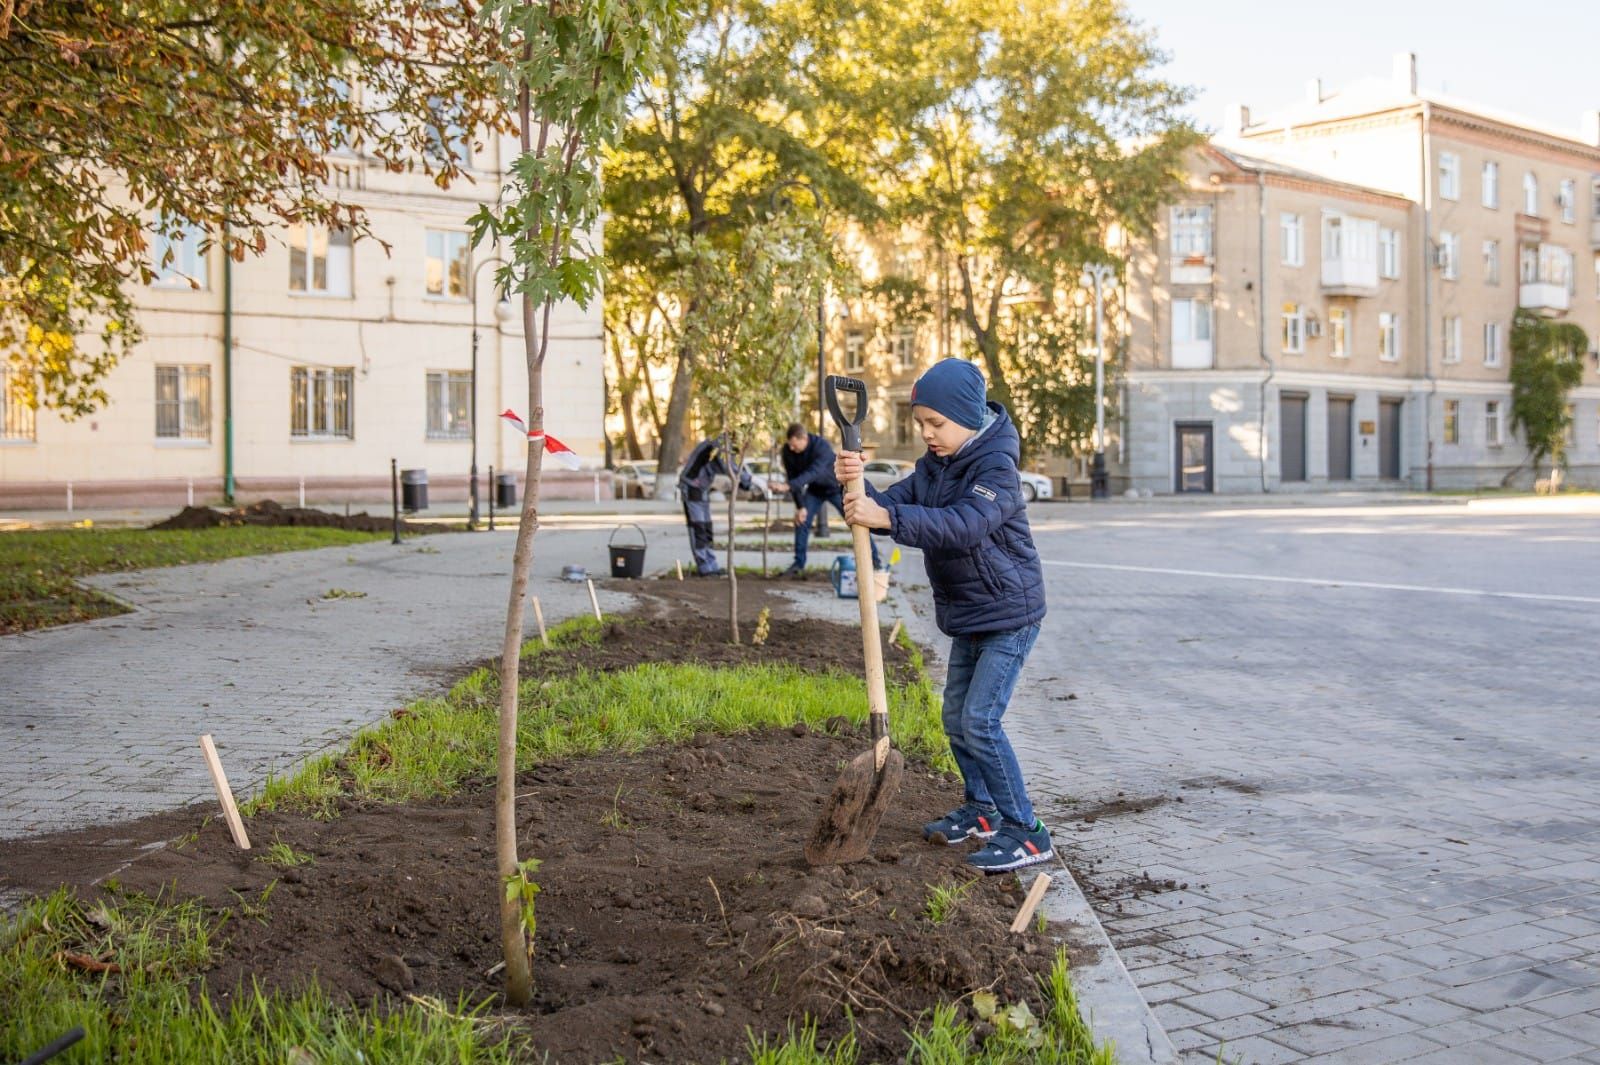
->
[804,741,905,866]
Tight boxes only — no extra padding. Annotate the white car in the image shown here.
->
[612,460,658,499]
[863,459,915,492]
[1017,470,1052,502]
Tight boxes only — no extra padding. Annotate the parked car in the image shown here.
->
[613,460,658,500]
[1017,470,1052,502]
[862,459,915,492]
[744,458,787,500]
[712,465,774,501]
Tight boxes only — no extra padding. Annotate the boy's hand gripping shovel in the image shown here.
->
[804,375,905,865]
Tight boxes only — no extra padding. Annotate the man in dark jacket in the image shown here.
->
[836,358,1050,874]
[778,422,879,578]
[678,436,756,576]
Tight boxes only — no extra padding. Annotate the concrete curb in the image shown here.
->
[882,580,1176,1065]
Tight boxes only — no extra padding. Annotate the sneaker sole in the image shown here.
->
[968,847,1055,873]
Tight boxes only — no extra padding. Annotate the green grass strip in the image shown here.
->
[0,526,387,634]
[250,616,952,817]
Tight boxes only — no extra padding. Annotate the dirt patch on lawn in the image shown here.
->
[2,580,1073,1064]
[150,499,422,535]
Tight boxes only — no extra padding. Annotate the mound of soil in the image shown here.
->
[2,579,1072,1063]
[151,499,413,534]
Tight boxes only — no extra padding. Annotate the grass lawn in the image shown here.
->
[1,617,1115,1064]
[0,526,388,635]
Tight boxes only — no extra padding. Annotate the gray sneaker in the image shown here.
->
[922,802,1001,845]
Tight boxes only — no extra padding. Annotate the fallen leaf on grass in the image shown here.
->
[59,951,122,974]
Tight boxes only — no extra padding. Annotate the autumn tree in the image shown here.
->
[602,0,874,491]
[867,0,1195,459]
[0,0,508,416]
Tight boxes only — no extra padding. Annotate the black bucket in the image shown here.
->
[608,523,647,579]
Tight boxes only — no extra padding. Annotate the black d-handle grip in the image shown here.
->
[825,374,868,452]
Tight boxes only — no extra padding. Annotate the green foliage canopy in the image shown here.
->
[1509,309,1589,475]
[0,0,508,416]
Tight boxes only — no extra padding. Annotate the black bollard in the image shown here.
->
[488,464,496,531]
[390,458,401,544]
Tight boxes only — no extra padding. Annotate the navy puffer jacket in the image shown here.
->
[865,403,1046,636]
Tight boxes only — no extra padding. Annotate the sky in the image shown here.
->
[1121,0,1600,139]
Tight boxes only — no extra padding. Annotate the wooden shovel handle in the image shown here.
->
[848,476,890,763]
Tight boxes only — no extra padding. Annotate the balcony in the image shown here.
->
[1320,214,1379,296]
[1519,281,1570,315]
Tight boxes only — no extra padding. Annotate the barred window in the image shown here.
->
[426,371,472,439]
[2,366,36,442]
[155,365,211,440]
[290,367,354,438]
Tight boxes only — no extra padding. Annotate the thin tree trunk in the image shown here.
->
[761,443,774,576]
[610,339,644,460]
[724,430,739,644]
[656,337,695,489]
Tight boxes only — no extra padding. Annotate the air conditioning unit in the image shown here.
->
[1306,318,1324,338]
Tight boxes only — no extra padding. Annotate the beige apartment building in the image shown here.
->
[0,138,608,511]
[1132,53,1600,495]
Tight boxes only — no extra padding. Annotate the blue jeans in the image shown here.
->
[794,488,880,569]
[942,622,1042,829]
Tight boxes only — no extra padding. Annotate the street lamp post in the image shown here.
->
[1080,262,1115,500]
[470,255,512,530]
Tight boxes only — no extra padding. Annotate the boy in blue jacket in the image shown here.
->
[836,359,1051,873]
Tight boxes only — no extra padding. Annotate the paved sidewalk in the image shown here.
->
[997,504,1600,1063]
[0,517,715,839]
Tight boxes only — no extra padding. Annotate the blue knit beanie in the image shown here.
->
[910,359,988,430]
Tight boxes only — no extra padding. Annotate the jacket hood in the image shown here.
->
[933,401,1019,474]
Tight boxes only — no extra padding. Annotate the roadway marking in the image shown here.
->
[1038,558,1600,605]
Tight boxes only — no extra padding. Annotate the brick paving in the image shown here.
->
[982,503,1600,1063]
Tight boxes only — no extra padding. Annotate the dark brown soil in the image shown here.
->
[150,499,422,534]
[1,578,1071,1064]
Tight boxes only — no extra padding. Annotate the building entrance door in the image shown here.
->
[1328,397,1353,481]
[1174,422,1213,493]
[1379,398,1403,480]
[1280,394,1307,483]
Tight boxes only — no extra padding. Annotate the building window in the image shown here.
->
[1171,297,1213,368]
[1482,161,1499,208]
[1558,179,1576,224]
[1484,321,1503,368]
[1443,399,1460,444]
[288,224,353,297]
[1379,312,1400,362]
[150,217,208,290]
[1379,227,1401,279]
[1523,171,1539,215]
[425,371,472,439]
[891,325,916,370]
[1438,231,1459,280]
[424,95,471,166]
[1483,239,1500,285]
[1281,213,1303,267]
[291,366,354,439]
[154,365,211,441]
[1,366,36,442]
[1442,315,1462,363]
[843,331,865,372]
[1281,303,1304,355]
[1329,307,1348,358]
[894,401,914,446]
[1485,400,1503,447]
[1170,205,1213,260]
[425,229,470,299]
[1439,152,1460,200]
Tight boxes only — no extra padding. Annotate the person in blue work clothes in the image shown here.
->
[678,436,757,576]
[778,421,879,578]
[835,358,1051,873]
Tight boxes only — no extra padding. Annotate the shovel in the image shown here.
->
[804,375,905,865]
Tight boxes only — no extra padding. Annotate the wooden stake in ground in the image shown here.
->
[586,578,603,622]
[531,596,549,647]
[887,619,902,646]
[198,734,251,850]
[1009,872,1052,933]
[676,559,684,581]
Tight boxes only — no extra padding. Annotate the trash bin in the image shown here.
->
[495,472,517,508]
[608,523,648,579]
[401,468,428,512]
